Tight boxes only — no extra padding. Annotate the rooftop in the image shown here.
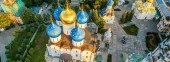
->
[49,28,98,53]
[156,0,170,17]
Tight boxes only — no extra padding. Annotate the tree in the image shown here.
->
[0,13,13,28]
[114,0,119,6]
[28,48,34,56]
[15,54,20,59]
[33,0,43,6]
[6,58,12,62]
[18,47,24,53]
[93,9,99,20]
[93,0,101,10]
[122,11,127,23]
[20,8,35,24]
[23,0,33,7]
[24,58,31,62]
[26,54,32,59]
[100,0,107,9]
[127,10,131,21]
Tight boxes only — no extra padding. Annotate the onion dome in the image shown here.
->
[46,23,62,38]
[1,0,25,16]
[71,27,85,41]
[77,10,89,24]
[60,1,76,25]
[147,0,153,3]
[107,0,114,6]
[3,0,16,6]
[53,7,63,21]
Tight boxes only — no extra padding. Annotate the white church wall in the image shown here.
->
[50,35,61,43]
[77,23,87,29]
[62,23,75,35]
[81,50,93,62]
[71,49,82,60]
[72,40,84,47]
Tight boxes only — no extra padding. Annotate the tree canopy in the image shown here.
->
[0,13,13,28]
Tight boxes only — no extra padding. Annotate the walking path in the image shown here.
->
[0,28,16,62]
[101,2,159,61]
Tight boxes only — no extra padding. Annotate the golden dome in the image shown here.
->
[3,0,16,6]
[60,2,76,25]
[147,0,153,3]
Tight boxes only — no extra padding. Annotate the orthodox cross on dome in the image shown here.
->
[57,0,60,7]
[80,3,84,10]
[65,0,69,10]
[147,0,153,3]
[50,15,54,23]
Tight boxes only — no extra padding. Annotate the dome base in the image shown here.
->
[63,23,75,35]
[77,23,87,29]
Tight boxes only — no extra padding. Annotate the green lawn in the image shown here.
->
[30,32,48,62]
[123,25,139,36]
[145,32,161,51]
[25,26,48,62]
[6,25,37,61]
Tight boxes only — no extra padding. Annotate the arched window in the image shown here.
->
[86,56,88,58]
[76,54,78,57]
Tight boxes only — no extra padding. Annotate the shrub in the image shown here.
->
[6,58,12,62]
[119,10,134,24]
[28,48,34,56]
[107,54,112,62]
[145,32,161,51]
[24,58,31,62]
[18,47,24,53]
[124,0,129,5]
[15,54,20,59]
[5,46,10,49]
[123,25,139,36]
[114,8,121,11]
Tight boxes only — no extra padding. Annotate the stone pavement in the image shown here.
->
[0,28,16,62]
[101,1,159,61]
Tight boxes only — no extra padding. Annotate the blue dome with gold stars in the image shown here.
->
[107,0,114,6]
[53,6,63,21]
[71,27,85,42]
[46,23,61,38]
[77,10,89,24]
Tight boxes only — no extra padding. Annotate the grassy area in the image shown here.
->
[123,25,139,36]
[5,25,37,61]
[25,26,48,62]
[30,32,48,62]
[107,54,112,62]
[145,32,161,51]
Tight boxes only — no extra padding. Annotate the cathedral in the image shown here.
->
[132,0,156,20]
[142,36,170,62]
[0,0,25,24]
[100,0,115,24]
[0,0,25,31]
[45,0,98,62]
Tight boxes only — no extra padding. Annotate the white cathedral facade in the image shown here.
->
[45,0,98,62]
[132,0,156,20]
